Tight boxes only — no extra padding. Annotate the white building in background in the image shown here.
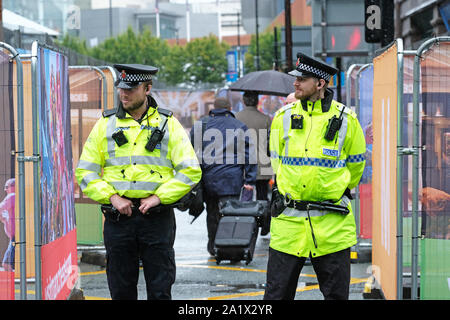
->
[4,0,75,34]
[82,0,246,43]
[2,9,60,36]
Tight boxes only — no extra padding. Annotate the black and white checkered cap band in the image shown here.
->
[121,73,153,82]
[297,63,331,81]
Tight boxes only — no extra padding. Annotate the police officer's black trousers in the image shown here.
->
[103,207,176,300]
[263,247,351,300]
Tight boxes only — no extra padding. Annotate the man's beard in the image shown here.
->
[295,89,319,102]
[123,97,146,112]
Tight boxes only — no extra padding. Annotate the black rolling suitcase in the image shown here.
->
[214,189,268,265]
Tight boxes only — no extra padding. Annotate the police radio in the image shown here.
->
[324,107,345,141]
[145,114,170,152]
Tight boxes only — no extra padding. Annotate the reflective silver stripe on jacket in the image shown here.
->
[159,114,170,159]
[173,172,196,186]
[109,181,162,191]
[336,108,349,160]
[280,196,351,218]
[79,172,102,190]
[77,159,101,174]
[175,159,200,171]
[104,155,173,168]
[104,113,173,169]
[282,108,292,156]
[106,115,117,159]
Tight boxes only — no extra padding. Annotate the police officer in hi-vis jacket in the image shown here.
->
[75,64,201,300]
[264,53,366,300]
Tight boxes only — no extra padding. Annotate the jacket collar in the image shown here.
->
[116,95,158,120]
[300,88,334,113]
[209,108,235,118]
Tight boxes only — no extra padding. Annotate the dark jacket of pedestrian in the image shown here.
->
[190,103,257,197]
[190,97,257,255]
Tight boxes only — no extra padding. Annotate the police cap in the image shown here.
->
[113,63,158,89]
[288,52,338,82]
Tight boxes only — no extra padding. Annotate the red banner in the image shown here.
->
[41,229,78,300]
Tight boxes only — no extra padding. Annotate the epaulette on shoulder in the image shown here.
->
[157,107,173,118]
[102,108,117,118]
[275,102,295,117]
[335,103,356,117]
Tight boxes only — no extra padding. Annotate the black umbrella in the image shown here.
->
[228,70,295,97]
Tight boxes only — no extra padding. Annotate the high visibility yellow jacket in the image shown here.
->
[75,96,202,205]
[269,89,366,258]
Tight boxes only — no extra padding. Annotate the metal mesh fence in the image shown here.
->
[419,41,450,299]
[69,67,104,245]
[0,49,15,299]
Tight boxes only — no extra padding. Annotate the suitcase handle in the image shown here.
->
[240,186,256,201]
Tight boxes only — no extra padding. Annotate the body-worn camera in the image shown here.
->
[291,114,304,129]
[112,130,128,146]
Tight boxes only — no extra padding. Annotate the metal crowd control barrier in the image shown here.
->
[395,39,418,299]
[410,36,450,300]
[0,42,27,300]
[99,65,118,109]
[346,63,364,251]
[395,40,417,299]
[69,66,108,111]
[353,63,372,258]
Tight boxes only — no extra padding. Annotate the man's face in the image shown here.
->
[4,183,14,194]
[118,83,149,112]
[293,76,320,100]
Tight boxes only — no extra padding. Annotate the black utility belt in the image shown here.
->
[101,204,139,222]
[101,200,171,222]
[284,198,349,215]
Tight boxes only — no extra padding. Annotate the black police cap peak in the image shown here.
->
[288,52,338,81]
[113,64,158,89]
[113,63,158,75]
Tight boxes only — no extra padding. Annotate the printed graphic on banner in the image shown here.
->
[39,48,76,244]
[226,50,238,83]
[372,42,398,300]
[38,47,78,300]
[0,50,15,300]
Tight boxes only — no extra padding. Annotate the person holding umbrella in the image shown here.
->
[264,53,366,300]
[235,91,272,202]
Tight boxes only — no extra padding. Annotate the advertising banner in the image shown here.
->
[38,47,77,299]
[372,42,398,300]
[226,50,238,83]
[0,50,15,300]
